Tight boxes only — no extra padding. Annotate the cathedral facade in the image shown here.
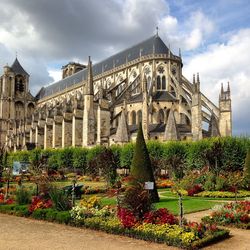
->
[0,35,232,150]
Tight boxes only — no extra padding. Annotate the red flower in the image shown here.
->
[143,208,178,225]
[117,207,137,228]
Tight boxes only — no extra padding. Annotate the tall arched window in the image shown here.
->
[157,76,161,90]
[158,109,165,123]
[147,76,151,91]
[137,110,142,124]
[131,111,136,125]
[162,76,166,90]
[15,101,24,120]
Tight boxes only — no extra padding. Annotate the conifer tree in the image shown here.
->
[244,149,250,189]
[130,123,159,202]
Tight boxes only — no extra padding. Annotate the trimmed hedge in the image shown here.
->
[7,137,250,173]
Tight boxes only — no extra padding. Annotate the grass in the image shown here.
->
[91,189,226,216]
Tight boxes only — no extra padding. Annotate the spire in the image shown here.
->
[179,48,182,58]
[221,83,224,94]
[156,26,159,37]
[11,58,29,76]
[115,109,130,143]
[193,74,195,84]
[227,82,230,92]
[163,108,179,141]
[168,44,171,57]
[208,111,220,137]
[86,56,94,95]
[197,72,200,91]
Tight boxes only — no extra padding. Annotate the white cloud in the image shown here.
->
[183,28,250,135]
[48,69,62,83]
[158,10,214,51]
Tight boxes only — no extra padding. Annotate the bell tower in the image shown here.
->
[219,82,232,136]
[0,58,33,148]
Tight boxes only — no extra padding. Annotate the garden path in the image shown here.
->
[185,210,250,250]
[0,213,178,250]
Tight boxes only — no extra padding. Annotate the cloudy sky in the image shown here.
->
[0,0,249,135]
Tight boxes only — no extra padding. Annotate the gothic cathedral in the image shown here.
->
[0,35,232,150]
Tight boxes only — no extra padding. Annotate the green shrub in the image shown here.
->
[204,173,216,191]
[120,143,134,168]
[45,208,58,221]
[48,151,60,170]
[49,187,72,211]
[186,139,212,170]
[72,148,88,172]
[215,176,228,191]
[110,145,122,168]
[15,187,32,205]
[220,137,249,172]
[31,208,48,219]
[57,148,74,169]
[162,141,187,179]
[13,205,30,217]
[55,211,71,224]
[243,149,250,189]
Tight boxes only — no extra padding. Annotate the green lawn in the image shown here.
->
[97,189,226,215]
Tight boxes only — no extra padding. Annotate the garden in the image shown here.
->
[0,129,250,249]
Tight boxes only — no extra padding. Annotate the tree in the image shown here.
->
[243,149,250,189]
[0,147,8,188]
[130,123,159,202]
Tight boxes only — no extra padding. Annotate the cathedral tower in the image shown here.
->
[219,82,232,136]
[191,73,202,141]
[0,58,34,148]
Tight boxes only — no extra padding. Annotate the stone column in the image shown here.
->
[35,126,44,148]
[44,118,53,149]
[72,109,83,147]
[52,116,63,148]
[62,113,72,148]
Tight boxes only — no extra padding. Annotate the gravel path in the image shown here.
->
[1,210,249,250]
[0,213,178,250]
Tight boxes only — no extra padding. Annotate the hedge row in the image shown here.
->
[7,137,250,173]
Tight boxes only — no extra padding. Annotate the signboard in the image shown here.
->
[13,162,30,176]
[144,182,154,190]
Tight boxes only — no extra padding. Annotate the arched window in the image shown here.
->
[27,103,35,118]
[157,76,161,90]
[158,109,165,123]
[15,101,24,120]
[162,76,166,90]
[131,111,136,125]
[137,110,142,124]
[147,76,151,91]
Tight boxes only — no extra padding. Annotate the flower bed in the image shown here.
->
[156,179,174,189]
[202,201,250,229]
[195,190,250,198]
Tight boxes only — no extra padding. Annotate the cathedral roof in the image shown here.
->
[11,58,29,76]
[37,35,174,99]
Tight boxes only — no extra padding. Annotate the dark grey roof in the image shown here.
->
[152,91,177,102]
[37,35,172,99]
[11,58,29,76]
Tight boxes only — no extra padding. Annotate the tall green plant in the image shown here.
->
[243,149,250,189]
[130,124,159,202]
